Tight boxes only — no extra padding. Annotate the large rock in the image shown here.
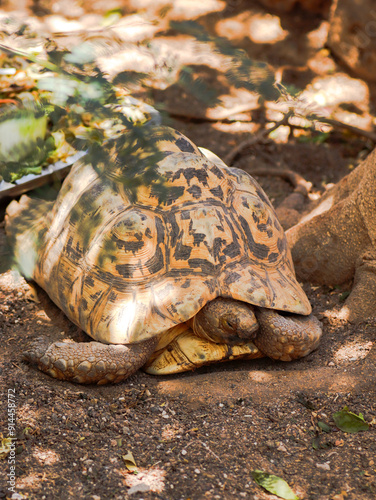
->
[287,147,376,323]
[327,0,376,82]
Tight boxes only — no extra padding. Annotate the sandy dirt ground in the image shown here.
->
[0,1,376,499]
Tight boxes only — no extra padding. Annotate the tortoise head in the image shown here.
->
[192,297,259,344]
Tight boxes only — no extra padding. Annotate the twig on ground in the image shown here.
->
[224,112,293,165]
[198,440,221,461]
[224,111,376,166]
[315,116,376,143]
[184,439,221,461]
[248,168,312,196]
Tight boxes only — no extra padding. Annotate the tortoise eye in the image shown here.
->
[223,317,236,331]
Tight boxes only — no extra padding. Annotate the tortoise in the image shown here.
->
[5,126,322,384]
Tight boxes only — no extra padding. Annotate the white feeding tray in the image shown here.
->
[0,150,86,201]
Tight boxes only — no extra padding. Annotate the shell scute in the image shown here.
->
[136,153,234,210]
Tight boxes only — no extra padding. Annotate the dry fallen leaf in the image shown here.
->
[122,450,138,472]
[0,436,13,459]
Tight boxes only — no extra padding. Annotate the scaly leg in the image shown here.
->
[254,309,322,361]
[24,337,158,384]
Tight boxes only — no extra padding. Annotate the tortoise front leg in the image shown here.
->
[254,309,322,361]
[23,337,158,385]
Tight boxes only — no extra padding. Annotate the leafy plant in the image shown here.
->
[0,37,167,194]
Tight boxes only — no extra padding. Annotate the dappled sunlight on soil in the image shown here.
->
[332,341,374,365]
[161,423,184,441]
[0,270,28,294]
[247,370,273,383]
[129,0,226,19]
[300,74,369,110]
[17,472,51,491]
[306,20,329,49]
[248,14,288,44]
[32,447,60,466]
[121,466,166,493]
[17,403,41,428]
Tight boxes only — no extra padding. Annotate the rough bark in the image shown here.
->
[327,0,376,83]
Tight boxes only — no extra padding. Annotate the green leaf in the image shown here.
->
[298,132,330,144]
[312,437,319,450]
[317,421,332,433]
[9,165,42,182]
[333,407,369,433]
[102,8,123,26]
[0,109,47,163]
[252,470,299,500]
[64,42,96,65]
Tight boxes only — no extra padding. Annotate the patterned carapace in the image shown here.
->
[22,127,311,345]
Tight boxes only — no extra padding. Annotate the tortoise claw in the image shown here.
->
[24,337,53,365]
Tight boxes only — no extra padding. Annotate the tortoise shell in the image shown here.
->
[16,127,311,345]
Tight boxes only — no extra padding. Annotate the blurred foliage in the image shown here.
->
[0,16,333,194]
[171,20,278,101]
[0,15,345,277]
[0,105,52,181]
[0,18,284,191]
[0,36,169,191]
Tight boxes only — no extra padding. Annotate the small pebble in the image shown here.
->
[316,462,331,470]
[128,483,150,495]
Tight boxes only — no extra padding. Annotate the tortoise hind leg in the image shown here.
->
[24,337,159,384]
